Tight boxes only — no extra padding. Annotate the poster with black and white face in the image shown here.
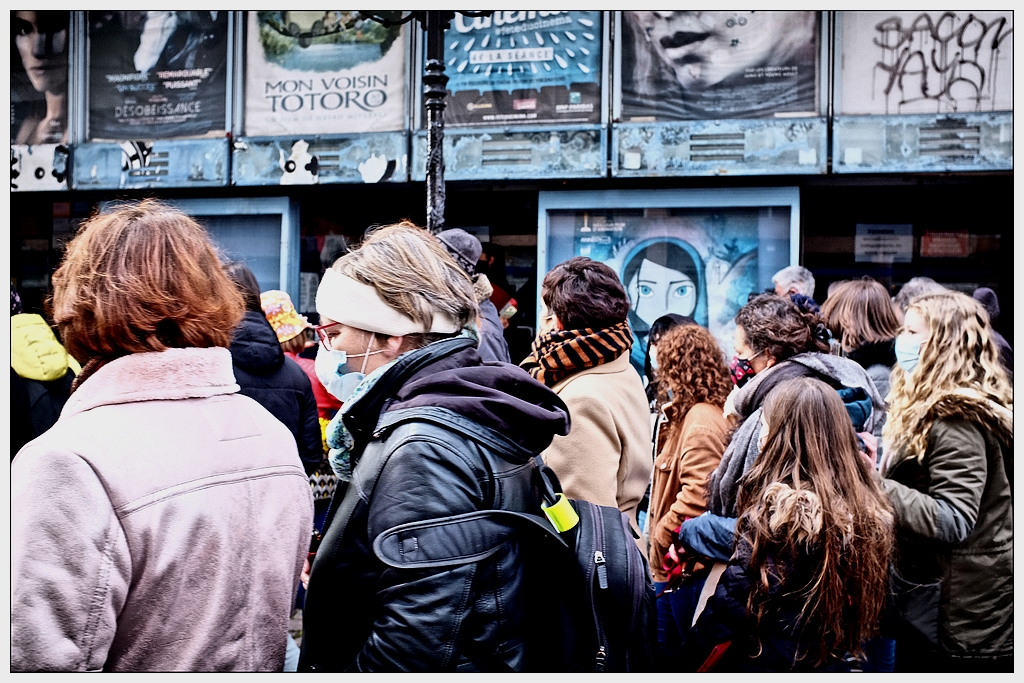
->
[244,11,406,136]
[87,11,228,140]
[619,11,819,121]
[11,11,70,145]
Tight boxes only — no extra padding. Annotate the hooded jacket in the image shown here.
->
[299,336,571,672]
[11,313,81,456]
[229,310,322,474]
[11,347,314,672]
[882,390,1013,660]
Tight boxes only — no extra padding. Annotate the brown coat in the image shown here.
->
[648,402,730,583]
[542,352,653,551]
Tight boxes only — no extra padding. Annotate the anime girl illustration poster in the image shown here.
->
[542,190,795,373]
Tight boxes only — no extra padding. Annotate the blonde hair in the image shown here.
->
[333,222,478,347]
[820,278,901,353]
[883,291,1012,462]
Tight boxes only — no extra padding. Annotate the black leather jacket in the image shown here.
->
[299,337,570,672]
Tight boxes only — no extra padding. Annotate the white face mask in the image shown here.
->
[894,333,922,375]
[314,332,384,401]
[649,345,659,372]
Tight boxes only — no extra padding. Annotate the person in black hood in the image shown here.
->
[225,262,322,476]
[299,222,570,672]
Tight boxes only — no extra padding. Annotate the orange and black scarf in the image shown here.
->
[520,320,633,387]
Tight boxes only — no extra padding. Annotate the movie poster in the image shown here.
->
[88,11,229,140]
[838,11,1013,115]
[11,11,70,145]
[619,11,820,121]
[442,11,603,126]
[244,11,407,136]
[547,205,791,370]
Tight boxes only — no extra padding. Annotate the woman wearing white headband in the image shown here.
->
[299,222,571,672]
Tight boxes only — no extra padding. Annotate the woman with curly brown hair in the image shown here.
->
[11,200,314,672]
[680,377,895,671]
[647,324,732,663]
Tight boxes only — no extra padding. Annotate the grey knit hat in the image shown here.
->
[436,229,482,275]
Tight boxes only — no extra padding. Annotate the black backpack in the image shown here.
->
[372,456,657,672]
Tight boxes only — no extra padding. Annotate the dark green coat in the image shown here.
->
[882,391,1013,660]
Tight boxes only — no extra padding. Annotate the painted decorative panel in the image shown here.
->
[11,144,70,191]
[71,138,230,189]
[231,132,408,185]
[613,119,826,177]
[833,112,1012,173]
[411,126,605,180]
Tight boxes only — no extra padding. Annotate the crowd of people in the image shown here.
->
[10,201,1014,672]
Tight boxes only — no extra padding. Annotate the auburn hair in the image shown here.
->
[656,325,732,438]
[542,256,630,331]
[735,293,829,362]
[820,277,901,354]
[49,200,244,361]
[736,377,895,667]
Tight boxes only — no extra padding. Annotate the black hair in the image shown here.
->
[644,313,697,402]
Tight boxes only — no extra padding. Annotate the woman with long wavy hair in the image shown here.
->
[647,324,732,664]
[880,291,1013,672]
[680,376,895,671]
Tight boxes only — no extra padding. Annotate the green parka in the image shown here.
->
[882,390,1013,660]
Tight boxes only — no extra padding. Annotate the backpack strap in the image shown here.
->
[372,508,567,570]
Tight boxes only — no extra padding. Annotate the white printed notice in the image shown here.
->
[854,224,913,263]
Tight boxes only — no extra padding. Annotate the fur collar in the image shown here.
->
[61,347,239,420]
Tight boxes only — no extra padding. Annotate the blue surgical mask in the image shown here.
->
[649,346,659,372]
[894,334,922,374]
[314,334,384,401]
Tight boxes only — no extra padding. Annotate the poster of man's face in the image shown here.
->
[619,11,820,121]
[11,11,70,145]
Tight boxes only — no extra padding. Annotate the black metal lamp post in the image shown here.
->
[360,11,490,234]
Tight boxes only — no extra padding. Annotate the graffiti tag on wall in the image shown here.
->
[839,11,1013,115]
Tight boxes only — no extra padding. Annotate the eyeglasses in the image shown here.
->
[313,322,342,351]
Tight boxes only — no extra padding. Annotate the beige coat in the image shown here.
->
[542,352,653,551]
[11,348,314,672]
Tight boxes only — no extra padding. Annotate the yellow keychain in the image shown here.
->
[541,493,579,533]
